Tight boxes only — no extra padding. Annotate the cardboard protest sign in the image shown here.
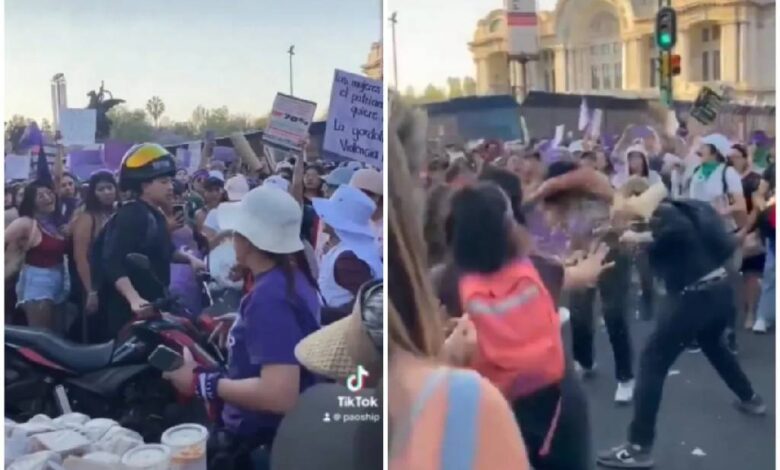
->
[5,154,31,181]
[324,70,383,167]
[690,86,724,125]
[68,149,104,180]
[263,93,317,150]
[58,109,97,146]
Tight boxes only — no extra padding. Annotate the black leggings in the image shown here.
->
[513,364,594,470]
[569,251,634,382]
[628,279,756,447]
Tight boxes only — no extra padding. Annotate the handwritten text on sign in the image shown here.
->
[264,93,317,150]
[324,70,383,166]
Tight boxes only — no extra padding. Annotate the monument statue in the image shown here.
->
[86,81,125,140]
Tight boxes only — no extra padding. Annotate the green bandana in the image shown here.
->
[699,161,720,179]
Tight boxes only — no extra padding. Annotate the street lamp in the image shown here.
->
[288,45,295,96]
[389,12,398,89]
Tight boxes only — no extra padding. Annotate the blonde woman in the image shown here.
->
[387,94,530,470]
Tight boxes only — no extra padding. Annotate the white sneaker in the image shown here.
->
[615,380,635,404]
[574,361,597,379]
[752,318,768,334]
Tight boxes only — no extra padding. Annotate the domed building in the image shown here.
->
[469,0,775,104]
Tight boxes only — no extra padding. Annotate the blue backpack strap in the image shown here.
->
[440,369,482,470]
[389,368,448,459]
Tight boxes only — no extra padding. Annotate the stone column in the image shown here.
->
[553,45,567,92]
[738,21,750,84]
[623,38,642,91]
[476,58,489,95]
[720,22,739,83]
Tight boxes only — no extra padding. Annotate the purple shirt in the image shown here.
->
[222,266,321,436]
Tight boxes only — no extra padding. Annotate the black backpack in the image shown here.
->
[89,201,159,291]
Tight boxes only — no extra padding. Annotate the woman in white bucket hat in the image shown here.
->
[312,185,383,323]
[163,185,321,468]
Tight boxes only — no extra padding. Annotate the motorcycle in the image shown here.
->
[5,253,227,441]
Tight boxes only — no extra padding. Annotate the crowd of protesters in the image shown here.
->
[5,124,384,469]
[387,92,774,470]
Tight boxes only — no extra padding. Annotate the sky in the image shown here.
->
[5,0,380,123]
[388,0,557,93]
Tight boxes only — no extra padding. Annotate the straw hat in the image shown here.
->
[295,281,383,382]
[350,169,383,196]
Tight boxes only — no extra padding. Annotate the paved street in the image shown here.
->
[563,305,776,470]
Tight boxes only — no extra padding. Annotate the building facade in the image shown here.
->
[362,42,383,80]
[469,0,776,104]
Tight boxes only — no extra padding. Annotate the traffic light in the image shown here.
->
[671,54,681,76]
[655,7,677,50]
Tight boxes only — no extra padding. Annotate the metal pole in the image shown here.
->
[288,45,295,96]
[521,57,529,100]
[390,12,398,88]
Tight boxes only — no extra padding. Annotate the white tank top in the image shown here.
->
[319,240,383,307]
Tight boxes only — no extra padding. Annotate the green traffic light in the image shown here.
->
[659,33,672,46]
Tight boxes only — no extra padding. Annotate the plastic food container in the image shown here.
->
[161,424,209,470]
[120,444,171,470]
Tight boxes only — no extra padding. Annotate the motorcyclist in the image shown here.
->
[93,143,204,342]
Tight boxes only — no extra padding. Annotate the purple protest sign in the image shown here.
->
[103,140,134,171]
[175,147,192,169]
[212,146,237,163]
[69,149,105,180]
[630,125,655,140]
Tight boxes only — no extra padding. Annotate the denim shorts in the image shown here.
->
[16,262,70,306]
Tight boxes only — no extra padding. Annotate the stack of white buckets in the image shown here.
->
[121,424,208,470]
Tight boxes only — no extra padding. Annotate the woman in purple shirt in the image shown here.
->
[164,185,321,468]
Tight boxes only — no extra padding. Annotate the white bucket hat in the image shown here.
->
[264,175,290,192]
[218,186,303,254]
[312,185,376,238]
[225,174,250,201]
[701,133,732,157]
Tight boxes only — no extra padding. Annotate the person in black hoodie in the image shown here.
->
[93,143,204,342]
[597,198,766,469]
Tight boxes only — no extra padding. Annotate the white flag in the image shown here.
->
[590,109,603,139]
[578,98,590,132]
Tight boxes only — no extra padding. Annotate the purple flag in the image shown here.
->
[19,122,44,150]
[750,130,769,148]
[103,140,134,171]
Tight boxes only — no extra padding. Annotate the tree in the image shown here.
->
[463,77,477,96]
[146,96,166,127]
[447,77,464,99]
[108,106,156,142]
[253,115,270,130]
[419,84,447,104]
